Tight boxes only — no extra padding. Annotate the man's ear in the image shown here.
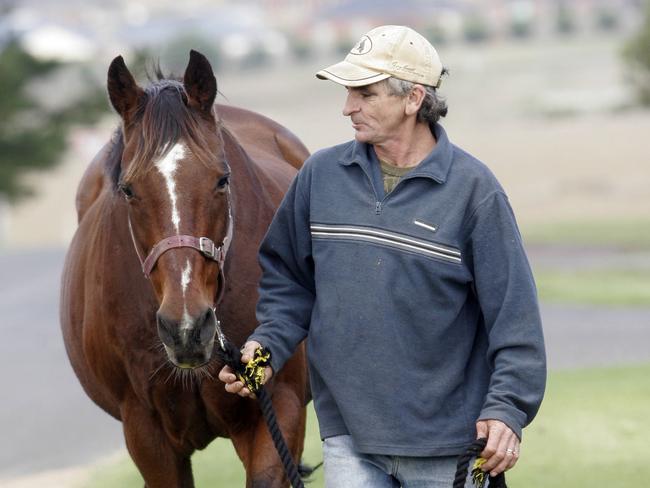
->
[405,84,426,117]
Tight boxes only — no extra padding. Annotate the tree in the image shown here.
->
[462,13,491,43]
[555,2,577,35]
[594,7,619,32]
[623,1,650,105]
[0,39,109,201]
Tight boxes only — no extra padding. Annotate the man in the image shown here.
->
[219,25,546,487]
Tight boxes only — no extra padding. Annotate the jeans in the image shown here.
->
[323,435,474,488]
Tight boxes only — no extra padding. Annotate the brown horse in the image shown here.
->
[60,50,310,487]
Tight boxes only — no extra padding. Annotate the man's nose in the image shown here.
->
[342,92,358,116]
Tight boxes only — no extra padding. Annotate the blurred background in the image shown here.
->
[1,0,649,486]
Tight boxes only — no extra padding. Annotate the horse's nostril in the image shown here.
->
[156,313,176,347]
[157,309,215,351]
[198,308,217,345]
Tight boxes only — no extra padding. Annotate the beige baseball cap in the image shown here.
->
[316,25,443,88]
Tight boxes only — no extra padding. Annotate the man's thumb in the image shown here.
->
[476,420,488,439]
[240,341,260,363]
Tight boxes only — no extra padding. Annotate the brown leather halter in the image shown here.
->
[127,205,234,304]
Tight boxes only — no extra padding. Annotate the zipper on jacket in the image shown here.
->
[377,177,406,211]
[358,165,383,215]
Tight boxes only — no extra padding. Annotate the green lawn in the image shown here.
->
[521,219,650,306]
[535,269,650,306]
[522,219,650,250]
[81,398,325,487]
[81,364,650,487]
[507,364,650,487]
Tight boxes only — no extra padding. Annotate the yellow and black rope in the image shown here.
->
[236,346,271,394]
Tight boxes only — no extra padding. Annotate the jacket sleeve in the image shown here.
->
[467,191,547,439]
[247,170,315,374]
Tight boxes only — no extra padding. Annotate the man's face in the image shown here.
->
[342,81,408,145]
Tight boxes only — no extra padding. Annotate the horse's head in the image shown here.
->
[108,50,231,369]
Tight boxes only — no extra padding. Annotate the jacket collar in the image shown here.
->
[338,123,454,184]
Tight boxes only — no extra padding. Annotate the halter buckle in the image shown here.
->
[199,237,216,259]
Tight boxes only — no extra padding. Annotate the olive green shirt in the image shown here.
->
[379,159,416,194]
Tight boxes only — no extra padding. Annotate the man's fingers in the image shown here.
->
[481,430,510,473]
[489,434,514,477]
[223,379,256,398]
[219,341,269,398]
[479,421,518,475]
[224,380,244,394]
[474,420,521,476]
[490,437,519,476]
[505,441,520,471]
[218,365,236,383]
[480,423,504,460]
[263,366,273,384]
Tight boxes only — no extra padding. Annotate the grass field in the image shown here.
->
[82,363,650,488]
[522,219,650,250]
[535,269,650,306]
[521,218,650,307]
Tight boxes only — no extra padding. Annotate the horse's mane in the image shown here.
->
[106,70,222,190]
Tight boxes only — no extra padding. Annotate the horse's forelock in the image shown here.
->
[147,61,167,83]
[106,129,125,190]
[121,79,222,183]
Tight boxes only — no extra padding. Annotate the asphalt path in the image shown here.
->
[1,247,649,479]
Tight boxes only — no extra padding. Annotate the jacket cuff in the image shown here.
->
[477,407,525,440]
[247,333,286,374]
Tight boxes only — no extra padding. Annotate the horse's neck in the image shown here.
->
[92,194,147,278]
[221,127,279,227]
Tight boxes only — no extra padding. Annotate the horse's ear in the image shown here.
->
[184,50,217,115]
[107,55,144,120]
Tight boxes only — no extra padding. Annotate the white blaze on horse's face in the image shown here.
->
[180,259,192,295]
[154,143,186,234]
[180,259,193,333]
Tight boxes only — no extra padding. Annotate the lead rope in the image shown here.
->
[453,438,507,488]
[216,338,305,488]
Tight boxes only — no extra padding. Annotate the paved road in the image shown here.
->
[0,248,124,479]
[1,247,649,479]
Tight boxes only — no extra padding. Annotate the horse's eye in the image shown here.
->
[119,183,135,200]
[216,175,230,191]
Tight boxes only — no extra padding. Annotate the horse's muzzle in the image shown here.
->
[156,308,216,368]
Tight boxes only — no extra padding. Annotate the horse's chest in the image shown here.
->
[151,389,214,450]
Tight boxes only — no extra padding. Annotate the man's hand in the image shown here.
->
[217,340,273,398]
[475,419,520,477]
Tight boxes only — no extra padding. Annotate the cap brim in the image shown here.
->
[316,60,391,87]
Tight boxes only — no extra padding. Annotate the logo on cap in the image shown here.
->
[350,35,372,55]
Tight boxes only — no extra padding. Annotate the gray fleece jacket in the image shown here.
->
[249,123,546,456]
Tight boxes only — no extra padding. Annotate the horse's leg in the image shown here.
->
[121,396,194,488]
[231,384,306,488]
